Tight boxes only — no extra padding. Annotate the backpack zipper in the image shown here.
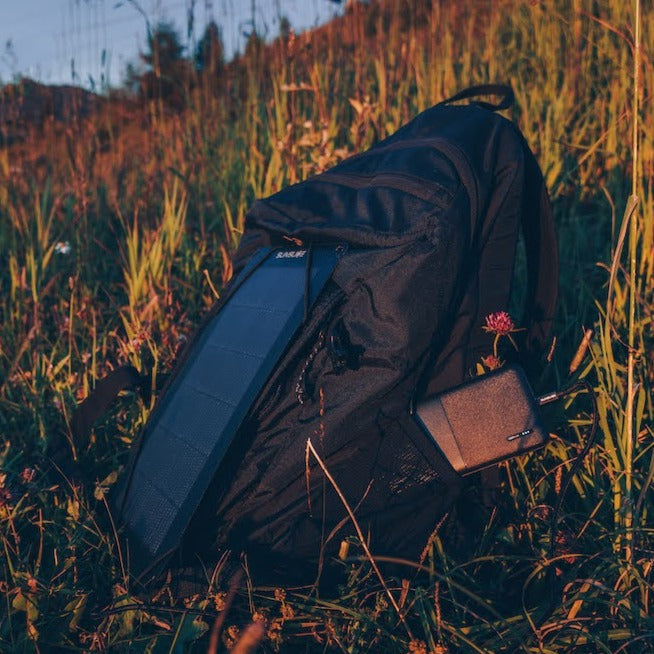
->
[255,137,479,241]
[314,170,453,207]
[334,136,479,222]
[295,328,327,405]
[252,282,345,412]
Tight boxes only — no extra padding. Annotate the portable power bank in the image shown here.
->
[413,365,548,476]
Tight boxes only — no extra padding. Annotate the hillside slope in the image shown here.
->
[0,0,652,651]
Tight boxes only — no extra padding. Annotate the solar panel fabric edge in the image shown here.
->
[118,246,342,575]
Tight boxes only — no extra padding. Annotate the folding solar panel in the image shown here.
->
[116,246,341,570]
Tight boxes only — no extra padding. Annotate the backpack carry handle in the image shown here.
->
[440,84,515,112]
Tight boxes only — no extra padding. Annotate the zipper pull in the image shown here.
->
[328,319,363,373]
[295,329,327,405]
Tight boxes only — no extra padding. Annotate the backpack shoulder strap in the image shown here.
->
[444,84,558,360]
[71,366,150,445]
[521,144,558,359]
[424,87,557,394]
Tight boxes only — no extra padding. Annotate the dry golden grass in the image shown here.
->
[0,0,652,651]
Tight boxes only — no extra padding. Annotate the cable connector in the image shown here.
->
[538,380,595,407]
[537,390,563,406]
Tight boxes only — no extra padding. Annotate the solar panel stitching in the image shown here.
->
[176,380,239,408]
[228,301,294,314]
[155,421,209,457]
[126,304,297,544]
[126,473,174,551]
[131,467,179,509]
[132,434,207,503]
[131,423,215,498]
[203,339,280,360]
[123,505,171,551]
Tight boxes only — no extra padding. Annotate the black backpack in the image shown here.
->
[73,85,558,586]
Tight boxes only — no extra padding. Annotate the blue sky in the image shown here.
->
[0,0,343,89]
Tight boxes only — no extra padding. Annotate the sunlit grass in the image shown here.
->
[0,0,652,651]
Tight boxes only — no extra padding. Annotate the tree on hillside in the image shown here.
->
[143,21,185,78]
[131,21,192,106]
[244,30,265,61]
[279,16,292,40]
[194,21,225,76]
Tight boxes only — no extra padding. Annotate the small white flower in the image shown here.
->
[54,241,71,255]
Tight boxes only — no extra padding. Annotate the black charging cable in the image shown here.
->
[535,379,599,624]
[538,379,599,559]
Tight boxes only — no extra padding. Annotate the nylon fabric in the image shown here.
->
[109,90,557,586]
[199,104,557,581]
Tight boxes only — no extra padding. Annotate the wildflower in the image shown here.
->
[481,354,503,371]
[280,602,295,620]
[267,617,284,645]
[183,593,200,608]
[128,329,149,351]
[54,241,71,255]
[482,311,524,354]
[0,487,11,507]
[0,475,12,509]
[20,467,36,484]
[212,591,227,611]
[224,625,240,649]
[408,640,428,654]
[483,311,516,336]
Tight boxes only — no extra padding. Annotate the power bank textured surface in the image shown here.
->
[414,366,547,475]
[118,246,340,567]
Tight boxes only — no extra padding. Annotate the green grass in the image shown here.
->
[0,0,652,651]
